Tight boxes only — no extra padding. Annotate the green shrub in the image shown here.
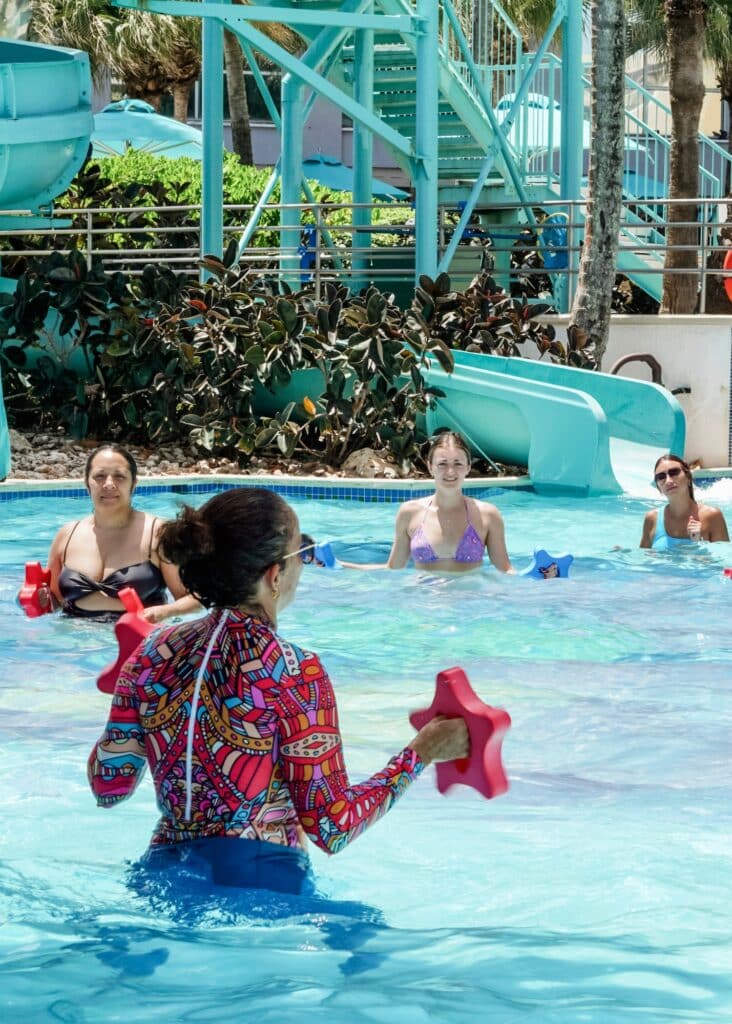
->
[0,248,448,471]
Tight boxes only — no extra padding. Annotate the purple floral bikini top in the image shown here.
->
[409,500,485,564]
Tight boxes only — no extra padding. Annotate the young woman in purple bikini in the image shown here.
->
[343,431,514,573]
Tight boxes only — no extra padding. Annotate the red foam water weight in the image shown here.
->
[724,249,732,304]
[96,586,155,694]
[18,562,53,617]
[409,667,511,799]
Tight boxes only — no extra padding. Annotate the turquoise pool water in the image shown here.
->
[1,482,732,1023]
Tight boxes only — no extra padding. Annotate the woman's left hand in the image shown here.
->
[141,604,170,624]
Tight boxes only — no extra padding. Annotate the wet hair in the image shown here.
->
[653,453,694,499]
[425,430,472,468]
[84,444,138,486]
[157,487,295,608]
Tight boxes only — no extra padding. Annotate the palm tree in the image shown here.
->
[162,17,202,122]
[224,29,254,164]
[224,4,303,164]
[627,0,732,313]
[112,10,177,111]
[30,2,200,116]
[28,0,114,84]
[567,0,626,364]
[661,0,707,313]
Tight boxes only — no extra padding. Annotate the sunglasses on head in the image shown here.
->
[282,533,317,565]
[654,466,684,484]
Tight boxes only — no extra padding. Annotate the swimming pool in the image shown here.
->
[1,481,732,1023]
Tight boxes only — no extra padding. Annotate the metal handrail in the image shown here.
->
[1,196,730,312]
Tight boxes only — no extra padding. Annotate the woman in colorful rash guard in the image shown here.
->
[88,487,468,894]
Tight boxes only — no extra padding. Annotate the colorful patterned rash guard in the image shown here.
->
[87,608,425,856]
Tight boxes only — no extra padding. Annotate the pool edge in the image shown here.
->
[0,471,534,501]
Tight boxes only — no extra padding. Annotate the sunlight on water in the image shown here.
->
[1,484,731,1023]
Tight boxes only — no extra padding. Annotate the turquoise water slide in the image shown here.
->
[0,39,92,224]
[0,36,92,477]
[424,351,686,496]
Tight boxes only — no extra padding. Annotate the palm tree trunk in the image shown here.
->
[172,82,192,122]
[567,0,625,368]
[223,29,254,165]
[661,0,706,313]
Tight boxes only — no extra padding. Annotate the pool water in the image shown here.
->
[1,483,732,1023]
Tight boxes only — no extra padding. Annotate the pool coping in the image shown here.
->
[0,471,533,502]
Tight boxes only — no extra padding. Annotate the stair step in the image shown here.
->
[438,158,493,174]
[378,109,464,127]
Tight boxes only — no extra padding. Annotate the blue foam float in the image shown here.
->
[313,541,342,570]
[520,548,574,579]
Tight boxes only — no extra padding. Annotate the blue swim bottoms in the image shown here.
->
[138,837,314,895]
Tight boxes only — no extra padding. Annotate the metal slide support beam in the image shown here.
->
[200,0,224,273]
[223,18,415,161]
[115,0,413,33]
[414,0,439,281]
[352,7,374,286]
[436,1,565,275]
[436,0,541,275]
[281,73,305,286]
[235,30,353,266]
[560,0,583,310]
[114,0,418,162]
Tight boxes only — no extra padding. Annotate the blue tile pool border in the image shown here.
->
[0,474,533,504]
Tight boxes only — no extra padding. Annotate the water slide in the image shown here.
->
[424,350,686,496]
[0,35,93,478]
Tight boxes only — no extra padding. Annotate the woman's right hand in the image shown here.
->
[687,516,702,541]
[409,715,470,766]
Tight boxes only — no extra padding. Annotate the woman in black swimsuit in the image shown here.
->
[47,444,200,622]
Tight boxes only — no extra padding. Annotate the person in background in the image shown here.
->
[47,444,200,622]
[87,487,468,895]
[640,453,729,549]
[342,431,514,573]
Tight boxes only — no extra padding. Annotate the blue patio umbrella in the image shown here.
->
[622,170,666,200]
[302,153,409,200]
[91,99,208,160]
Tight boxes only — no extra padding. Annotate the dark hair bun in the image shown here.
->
[157,488,294,608]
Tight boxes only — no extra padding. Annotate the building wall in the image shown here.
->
[549,315,732,468]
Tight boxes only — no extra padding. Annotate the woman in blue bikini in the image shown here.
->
[640,453,729,550]
[343,432,514,573]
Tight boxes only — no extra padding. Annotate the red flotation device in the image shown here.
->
[724,249,732,304]
[96,587,155,694]
[410,667,511,799]
[18,562,53,617]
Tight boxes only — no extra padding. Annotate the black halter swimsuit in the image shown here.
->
[58,518,167,619]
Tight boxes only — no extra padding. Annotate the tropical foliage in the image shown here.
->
[0,246,572,469]
[0,153,416,281]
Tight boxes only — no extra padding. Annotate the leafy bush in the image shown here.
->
[0,244,587,468]
[411,271,596,368]
[0,152,415,275]
[0,246,449,471]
